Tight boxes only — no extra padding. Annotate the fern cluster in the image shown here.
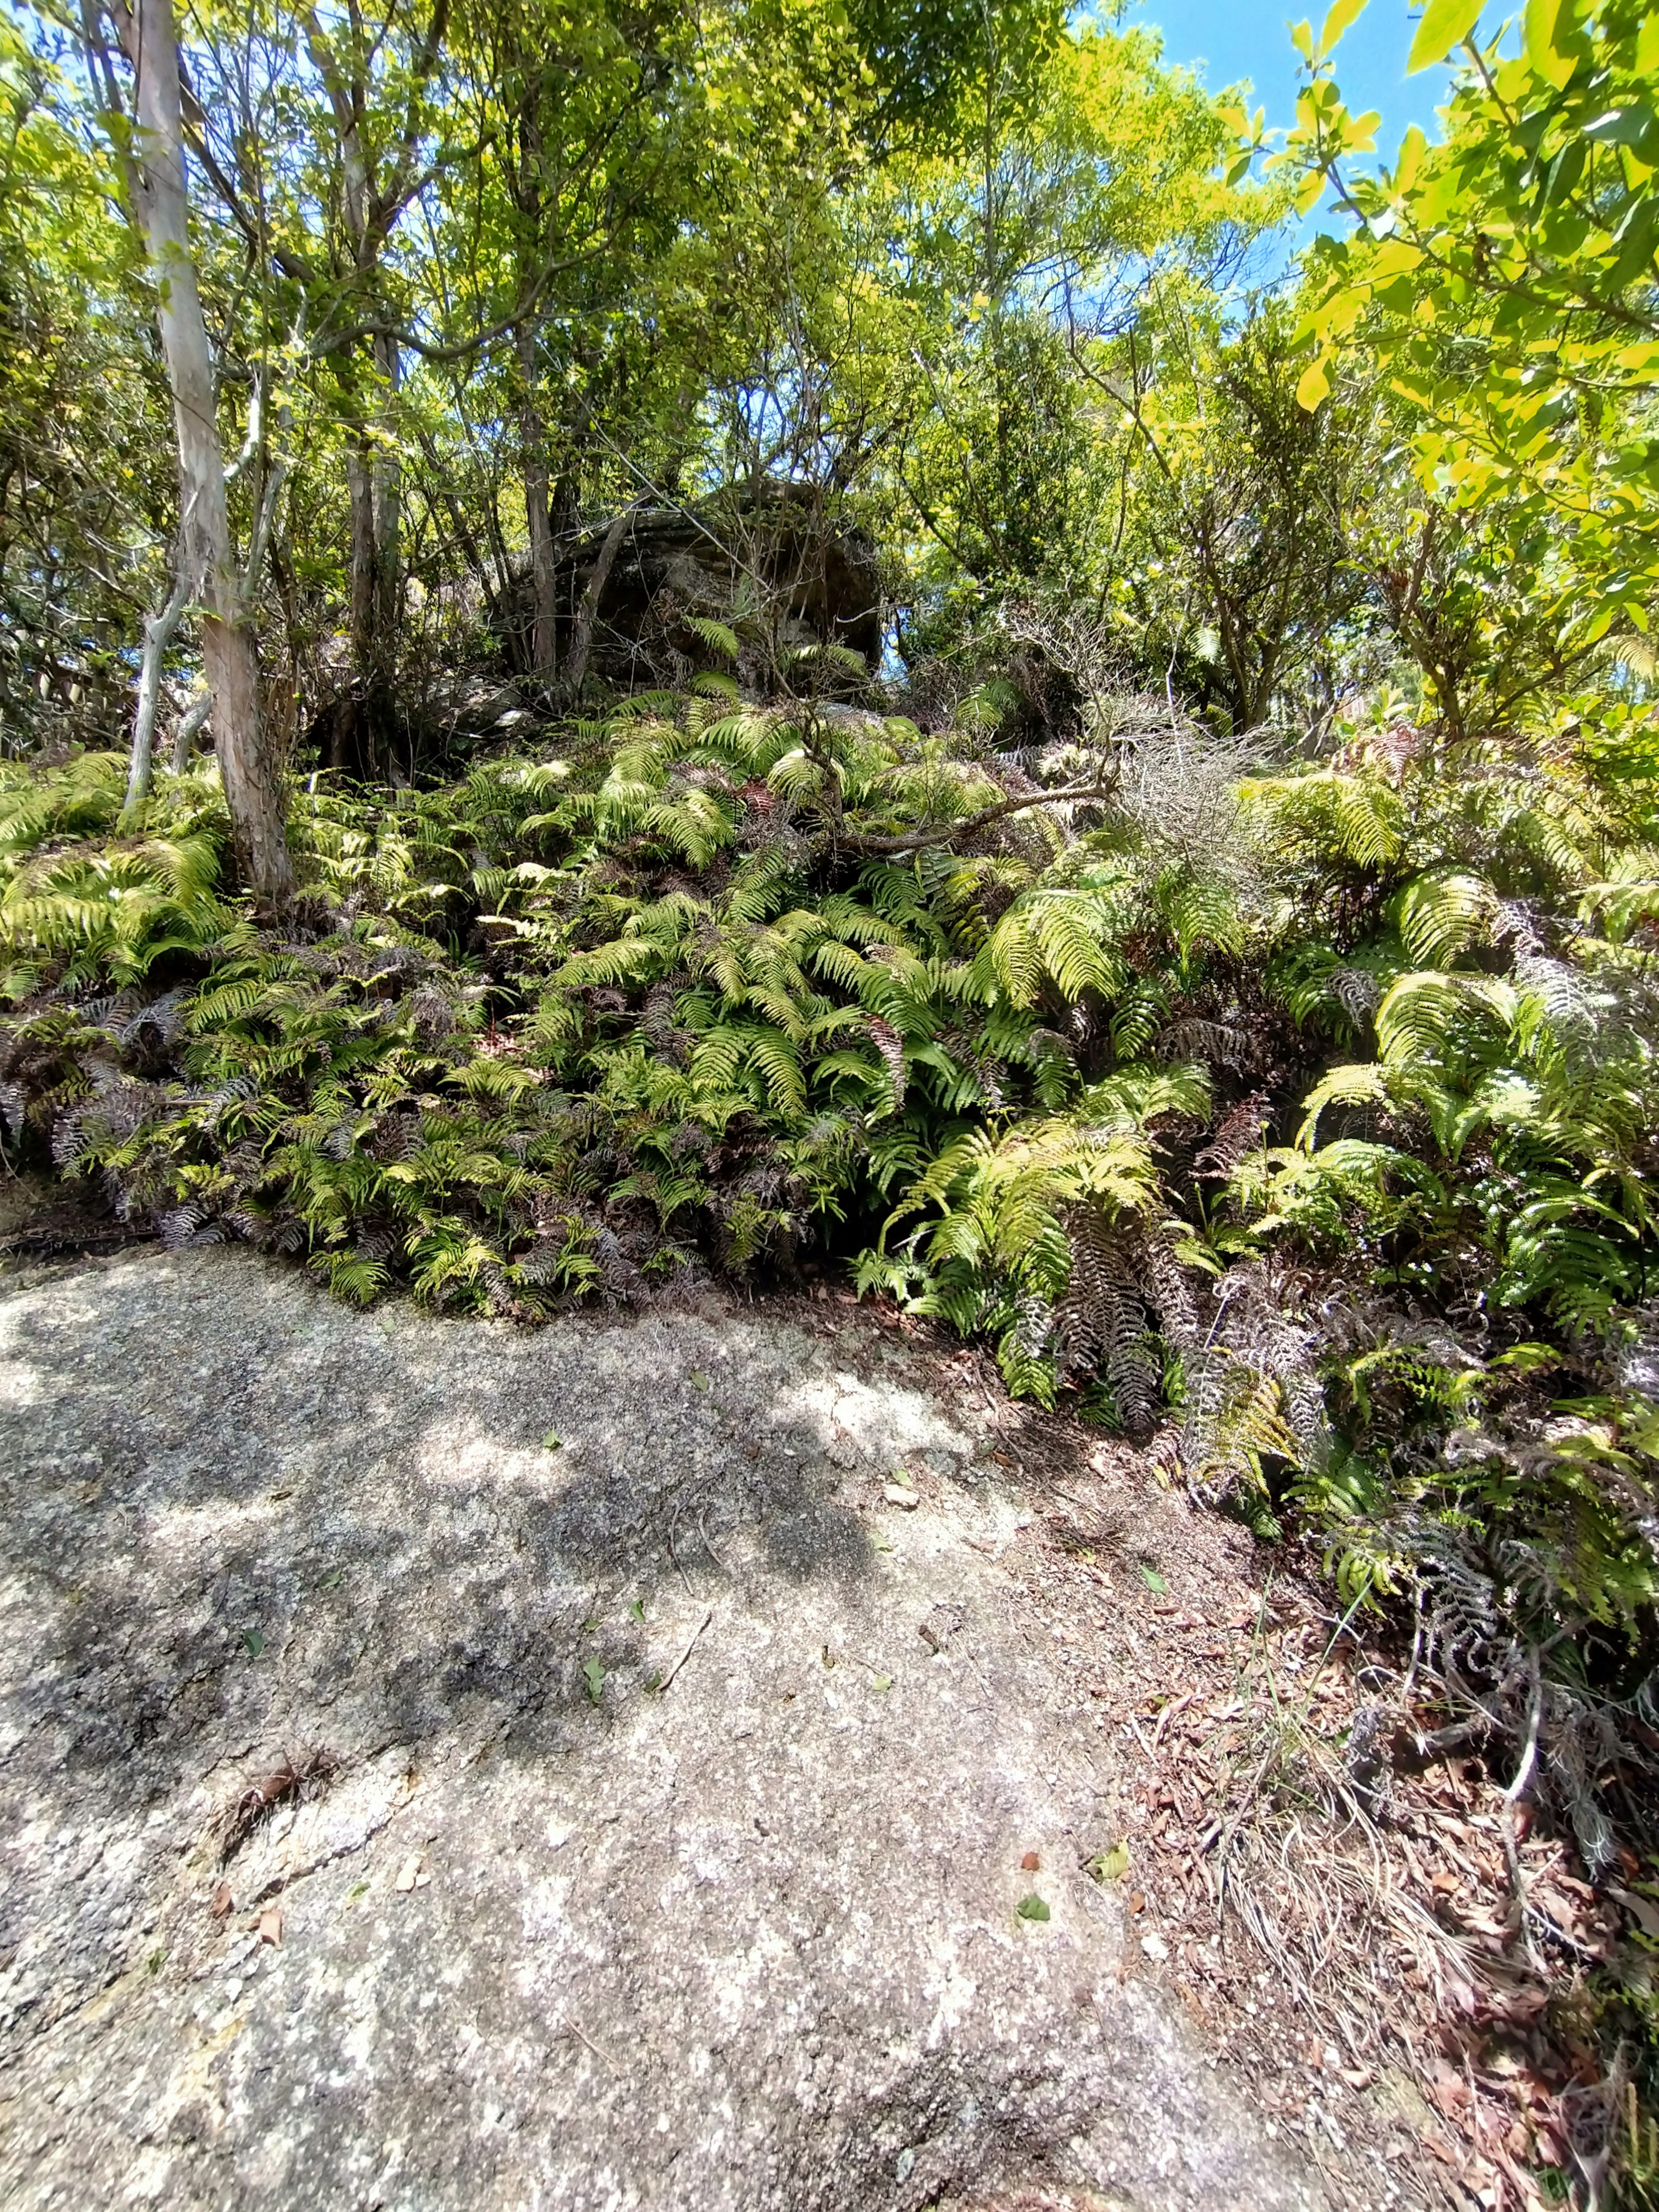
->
[4,700,1659,1849]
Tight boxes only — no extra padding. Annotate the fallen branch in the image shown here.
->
[835,776,1125,857]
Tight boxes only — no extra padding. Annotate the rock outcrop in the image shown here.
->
[499,483,885,690]
[0,1248,1322,2212]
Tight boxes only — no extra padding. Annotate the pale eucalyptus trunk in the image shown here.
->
[122,558,191,822]
[114,0,292,899]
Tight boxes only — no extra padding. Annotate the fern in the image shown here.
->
[9,694,1659,1777]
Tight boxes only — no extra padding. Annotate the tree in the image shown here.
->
[445,0,683,688]
[86,0,293,897]
[1275,0,1659,649]
[0,16,173,758]
[298,0,450,768]
[858,22,1266,626]
[1101,298,1369,734]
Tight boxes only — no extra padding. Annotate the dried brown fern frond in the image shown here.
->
[1193,1091,1271,1178]
[1055,1206,1201,1440]
[1180,1262,1331,1499]
[216,1746,343,1867]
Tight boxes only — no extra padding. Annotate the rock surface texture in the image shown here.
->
[0,1249,1321,2211]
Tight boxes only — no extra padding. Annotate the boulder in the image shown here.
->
[501,483,885,688]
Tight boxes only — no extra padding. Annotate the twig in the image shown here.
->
[1501,1647,1546,1972]
[665,1513,691,1595]
[698,1511,736,1579]
[558,2018,616,2072]
[1152,1691,1195,1751]
[835,775,1125,858]
[656,1606,713,1695]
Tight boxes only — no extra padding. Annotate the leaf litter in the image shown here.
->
[903,1346,1658,2212]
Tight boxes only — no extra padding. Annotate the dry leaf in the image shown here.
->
[883,1483,920,1509]
[255,1907,283,1947]
[394,1853,430,1892]
[210,1881,234,1920]
[1020,1850,1040,1872]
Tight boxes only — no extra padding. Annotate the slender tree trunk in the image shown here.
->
[344,335,402,775]
[563,502,638,701]
[172,690,213,773]
[123,556,191,822]
[114,0,292,899]
[516,321,558,683]
[348,435,375,675]
[369,331,402,684]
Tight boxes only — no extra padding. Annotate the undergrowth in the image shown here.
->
[3,691,1658,1956]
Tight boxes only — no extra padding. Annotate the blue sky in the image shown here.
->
[1118,0,1482,244]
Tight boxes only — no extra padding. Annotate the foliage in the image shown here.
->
[0,14,169,754]
[6,689,1657,1685]
[1278,0,1659,646]
[5,0,1659,2140]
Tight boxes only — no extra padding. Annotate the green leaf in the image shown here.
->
[1525,0,1575,84]
[582,1656,606,1703]
[1090,1841,1133,1882]
[686,616,740,661]
[1408,0,1484,73]
[871,1674,892,1692]
[629,1596,645,1621]
[1492,1342,1561,1374]
[1318,0,1372,59]
[243,1628,265,1657]
[1294,168,1329,218]
[1015,1893,1051,1921]
[689,1369,711,1392]
[320,1570,342,1591]
[1139,1565,1167,1593]
[1395,121,1428,189]
[542,1430,563,1450]
[1296,353,1333,413]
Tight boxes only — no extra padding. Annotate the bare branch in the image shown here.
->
[837,776,1125,857]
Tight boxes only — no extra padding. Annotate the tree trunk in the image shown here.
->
[516,322,558,683]
[345,334,402,775]
[114,0,292,901]
[172,690,213,773]
[563,502,638,701]
[369,330,402,688]
[123,556,191,823]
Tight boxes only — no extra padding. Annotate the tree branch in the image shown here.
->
[836,777,1125,857]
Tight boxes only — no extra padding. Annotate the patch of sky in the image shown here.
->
[1111,0,1502,270]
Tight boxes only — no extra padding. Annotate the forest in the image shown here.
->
[2,0,1658,2179]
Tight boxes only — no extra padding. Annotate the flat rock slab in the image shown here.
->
[0,1250,1319,2211]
